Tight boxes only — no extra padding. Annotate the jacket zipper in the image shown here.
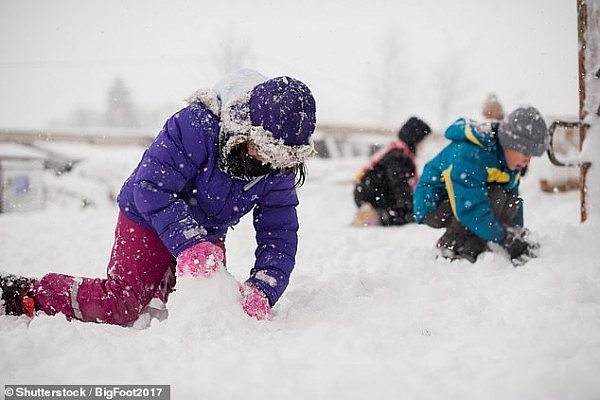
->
[243,175,266,191]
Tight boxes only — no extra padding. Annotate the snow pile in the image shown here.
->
[0,145,599,398]
[161,270,252,336]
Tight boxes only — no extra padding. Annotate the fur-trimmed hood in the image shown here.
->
[186,69,316,176]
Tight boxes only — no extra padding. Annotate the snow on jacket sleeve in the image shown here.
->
[132,106,212,255]
[246,174,299,306]
[443,149,506,243]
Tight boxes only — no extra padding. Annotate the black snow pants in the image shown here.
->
[421,185,522,262]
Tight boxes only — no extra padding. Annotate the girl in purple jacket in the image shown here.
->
[0,69,316,324]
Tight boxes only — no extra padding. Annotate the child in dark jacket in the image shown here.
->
[353,117,431,226]
[0,69,316,323]
[413,107,549,264]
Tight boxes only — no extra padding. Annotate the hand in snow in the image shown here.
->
[239,283,271,320]
[501,226,539,266]
[176,242,225,277]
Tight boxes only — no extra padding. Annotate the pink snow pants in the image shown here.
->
[33,212,224,326]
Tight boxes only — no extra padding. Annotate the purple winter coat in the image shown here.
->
[117,102,299,305]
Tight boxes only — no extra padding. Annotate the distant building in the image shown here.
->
[0,143,47,213]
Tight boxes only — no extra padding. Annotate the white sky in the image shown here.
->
[0,0,578,130]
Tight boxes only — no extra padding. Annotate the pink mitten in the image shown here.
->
[239,283,271,320]
[176,242,225,277]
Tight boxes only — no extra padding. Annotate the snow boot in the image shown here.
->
[455,233,488,263]
[435,220,465,260]
[436,220,486,263]
[0,273,36,317]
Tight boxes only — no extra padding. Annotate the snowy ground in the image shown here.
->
[1,143,600,399]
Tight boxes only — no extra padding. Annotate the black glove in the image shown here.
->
[501,226,538,264]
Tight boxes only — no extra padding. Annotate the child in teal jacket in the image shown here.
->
[413,107,549,264]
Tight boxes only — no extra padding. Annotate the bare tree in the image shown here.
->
[371,30,410,125]
[431,42,474,128]
[69,107,102,127]
[434,62,461,127]
[212,27,253,75]
[105,77,139,128]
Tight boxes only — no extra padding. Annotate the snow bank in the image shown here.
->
[1,150,599,399]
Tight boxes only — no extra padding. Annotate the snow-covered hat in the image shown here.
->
[250,77,316,146]
[187,69,316,170]
[239,77,316,169]
[498,106,549,157]
[221,77,316,169]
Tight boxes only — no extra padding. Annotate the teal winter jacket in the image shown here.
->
[413,118,523,243]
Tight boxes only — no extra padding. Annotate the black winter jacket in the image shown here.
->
[353,144,417,226]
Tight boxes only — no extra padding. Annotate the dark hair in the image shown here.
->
[230,141,307,186]
[279,163,307,187]
[290,163,307,187]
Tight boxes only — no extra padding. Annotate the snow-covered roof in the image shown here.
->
[0,143,47,160]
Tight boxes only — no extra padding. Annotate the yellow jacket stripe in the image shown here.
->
[441,165,458,218]
[486,167,510,183]
[465,124,484,148]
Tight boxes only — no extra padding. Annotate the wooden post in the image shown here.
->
[577,0,589,222]
[577,0,599,222]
